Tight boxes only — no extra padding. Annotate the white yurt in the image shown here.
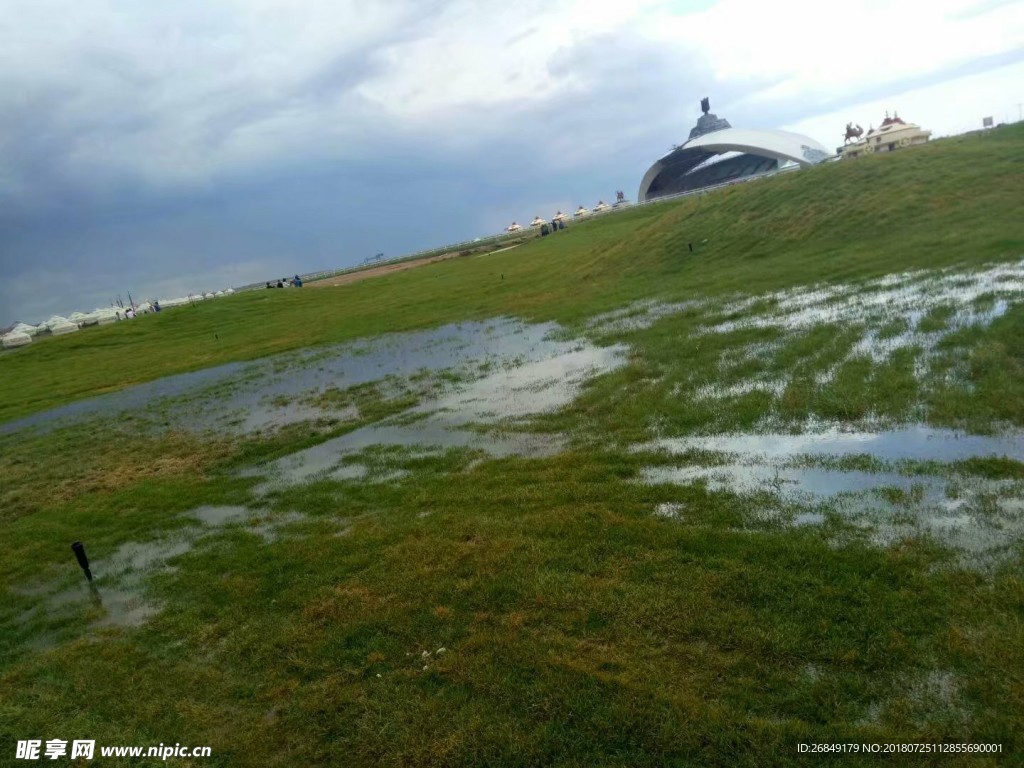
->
[68,311,89,326]
[135,301,152,313]
[44,315,70,331]
[50,320,80,336]
[203,292,214,299]
[224,288,235,295]
[94,309,119,325]
[11,322,38,336]
[2,331,32,349]
[214,290,224,297]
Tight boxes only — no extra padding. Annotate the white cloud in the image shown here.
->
[0,0,1018,188]
[642,0,1024,98]
[355,0,661,118]
[786,58,1024,148]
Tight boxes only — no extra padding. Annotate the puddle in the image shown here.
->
[635,424,1024,566]
[587,299,702,335]
[248,344,621,493]
[190,505,254,526]
[2,318,625,439]
[104,538,196,574]
[654,502,685,519]
[640,463,934,498]
[638,426,1024,464]
[638,260,1024,405]
[702,261,1024,374]
[1,362,249,435]
[54,584,162,629]
[14,504,310,635]
[692,378,788,401]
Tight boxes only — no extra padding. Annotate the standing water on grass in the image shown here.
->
[635,424,1024,567]
[1,318,626,437]
[9,318,627,634]
[622,259,1024,567]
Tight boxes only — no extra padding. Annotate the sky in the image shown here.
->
[1,0,1022,326]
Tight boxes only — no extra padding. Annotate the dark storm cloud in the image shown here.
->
[0,0,1019,325]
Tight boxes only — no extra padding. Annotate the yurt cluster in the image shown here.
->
[1,289,236,350]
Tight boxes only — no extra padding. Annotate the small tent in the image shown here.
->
[44,315,70,330]
[2,331,32,348]
[50,321,79,336]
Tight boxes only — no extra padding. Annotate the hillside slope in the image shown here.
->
[1,123,1021,423]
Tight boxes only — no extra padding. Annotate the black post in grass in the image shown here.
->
[71,541,93,581]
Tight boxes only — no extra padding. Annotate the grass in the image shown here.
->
[1,125,1024,766]
[2,123,1022,424]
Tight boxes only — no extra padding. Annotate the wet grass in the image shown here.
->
[1,125,1024,766]
[2,123,1023,424]
[3,446,1022,765]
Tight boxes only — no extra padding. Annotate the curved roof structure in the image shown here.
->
[639,102,831,202]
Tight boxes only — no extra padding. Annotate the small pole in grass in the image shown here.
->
[71,541,93,581]
[688,243,693,252]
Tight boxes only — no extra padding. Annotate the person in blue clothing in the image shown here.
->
[293,274,303,287]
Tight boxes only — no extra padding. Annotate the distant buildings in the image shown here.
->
[838,112,931,159]
[638,97,830,202]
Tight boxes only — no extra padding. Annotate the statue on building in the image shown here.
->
[843,122,864,143]
[688,96,730,140]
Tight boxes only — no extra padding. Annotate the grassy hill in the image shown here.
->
[2,124,1021,424]
[1,123,1023,767]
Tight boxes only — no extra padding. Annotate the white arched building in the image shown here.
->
[638,99,831,202]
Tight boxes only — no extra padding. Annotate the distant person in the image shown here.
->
[557,219,566,231]
[126,307,136,319]
[115,311,121,320]
[293,274,303,287]
[540,223,550,236]
[153,301,161,312]
[266,281,273,289]
[276,280,284,288]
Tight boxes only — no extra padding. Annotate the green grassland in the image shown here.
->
[2,124,1021,424]
[1,124,1024,767]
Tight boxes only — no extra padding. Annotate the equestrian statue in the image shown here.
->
[843,122,864,144]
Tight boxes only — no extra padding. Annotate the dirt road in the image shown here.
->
[309,242,526,289]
